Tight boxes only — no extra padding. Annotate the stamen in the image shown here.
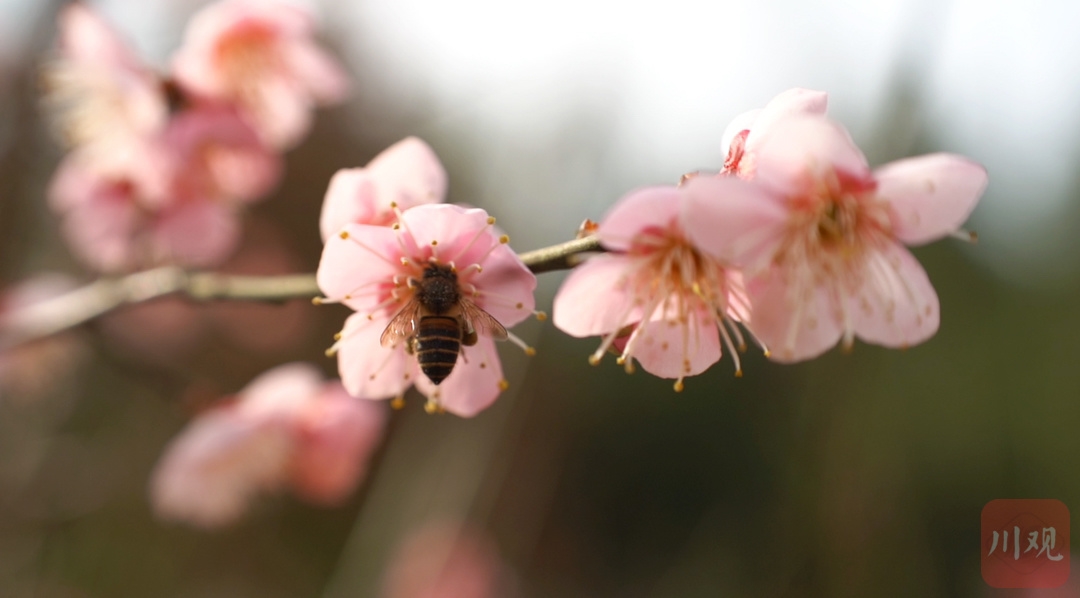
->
[950,229,978,243]
[505,331,535,356]
[391,396,405,410]
[718,321,743,377]
[424,399,439,414]
[498,379,510,391]
[535,311,548,321]
[448,217,496,265]
[673,378,685,392]
[345,234,403,269]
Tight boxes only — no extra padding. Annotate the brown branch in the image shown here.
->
[0,236,604,351]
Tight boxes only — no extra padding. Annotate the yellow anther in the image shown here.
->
[391,396,405,410]
[524,347,537,357]
[390,201,399,208]
[588,355,601,366]
[487,216,496,225]
[498,379,510,391]
[673,380,685,392]
[499,235,509,244]
[734,369,743,378]
[535,311,548,321]
[333,332,342,341]
[431,240,438,246]
[424,400,439,414]
[515,302,523,309]
[312,297,324,305]
[324,347,337,357]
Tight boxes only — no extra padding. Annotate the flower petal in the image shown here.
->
[153,200,240,268]
[596,186,681,251]
[236,361,323,415]
[284,39,350,104]
[720,109,760,159]
[413,334,504,418]
[368,137,447,213]
[552,254,639,337]
[336,313,417,400]
[743,88,829,153]
[319,169,379,241]
[468,243,536,327]
[629,310,721,379]
[852,243,940,348]
[289,382,386,505]
[875,154,988,246]
[681,175,787,270]
[398,204,493,266]
[316,222,404,313]
[744,268,844,363]
[753,116,870,197]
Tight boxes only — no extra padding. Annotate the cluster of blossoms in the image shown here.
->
[151,362,386,527]
[553,88,987,388]
[44,0,347,272]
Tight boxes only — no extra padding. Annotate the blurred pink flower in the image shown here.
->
[48,107,280,272]
[381,521,514,598]
[171,0,349,149]
[150,362,386,528]
[0,275,87,403]
[684,115,988,362]
[553,182,768,389]
[319,137,447,241]
[719,88,828,178]
[43,3,167,161]
[317,204,537,417]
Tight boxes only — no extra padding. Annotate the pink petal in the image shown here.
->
[316,222,404,313]
[398,204,493,267]
[743,88,829,153]
[285,39,350,104]
[744,268,844,363]
[597,186,681,251]
[336,313,417,400]
[875,154,988,246]
[413,334,504,417]
[552,254,638,337]
[153,200,240,268]
[251,74,313,148]
[468,243,536,327]
[629,310,721,379]
[753,116,871,197]
[852,243,940,348]
[58,4,137,69]
[59,193,140,273]
[319,137,447,241]
[720,109,760,159]
[236,362,323,415]
[289,383,386,505]
[680,175,787,270]
[319,169,379,241]
[149,407,293,528]
[368,137,447,211]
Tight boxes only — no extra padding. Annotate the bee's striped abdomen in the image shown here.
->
[415,315,462,385]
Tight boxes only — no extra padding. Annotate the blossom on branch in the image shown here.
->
[319,137,447,241]
[150,362,386,528]
[553,182,771,390]
[684,115,988,362]
[171,0,349,149]
[48,107,281,272]
[317,204,538,417]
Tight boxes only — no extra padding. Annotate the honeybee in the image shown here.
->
[380,263,507,385]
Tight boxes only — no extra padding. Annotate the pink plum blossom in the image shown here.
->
[43,4,167,163]
[684,115,988,362]
[719,88,828,178]
[171,0,349,149]
[553,181,772,390]
[48,106,280,272]
[319,137,447,241]
[150,362,387,528]
[317,204,537,417]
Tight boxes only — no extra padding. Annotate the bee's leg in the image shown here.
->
[406,337,419,355]
[462,329,478,347]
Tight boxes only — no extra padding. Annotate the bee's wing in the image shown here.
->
[380,300,422,347]
[459,299,508,341]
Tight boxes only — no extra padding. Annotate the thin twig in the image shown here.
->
[0,236,604,351]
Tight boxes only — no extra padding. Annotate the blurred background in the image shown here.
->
[1,0,1079,596]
